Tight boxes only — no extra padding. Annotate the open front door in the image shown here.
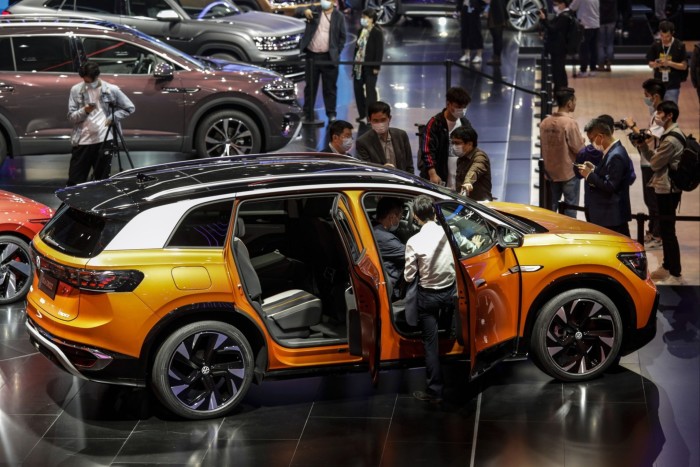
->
[331,196,382,384]
[434,201,522,380]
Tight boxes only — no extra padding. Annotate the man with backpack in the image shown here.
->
[646,21,688,104]
[539,0,577,90]
[639,101,685,285]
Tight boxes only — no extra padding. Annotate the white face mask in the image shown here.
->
[360,18,369,28]
[653,112,666,126]
[553,5,561,13]
[341,136,353,152]
[388,219,399,232]
[371,121,389,135]
[451,144,465,157]
[320,0,332,9]
[88,80,99,89]
[451,107,466,120]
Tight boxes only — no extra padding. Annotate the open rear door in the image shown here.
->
[331,196,382,384]
[434,201,522,380]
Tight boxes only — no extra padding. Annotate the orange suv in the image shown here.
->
[26,154,658,419]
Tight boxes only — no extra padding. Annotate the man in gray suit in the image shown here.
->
[356,101,414,174]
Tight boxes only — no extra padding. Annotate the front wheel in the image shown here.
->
[195,110,261,157]
[506,0,543,32]
[0,235,33,304]
[151,321,254,419]
[531,288,623,382]
[366,0,401,25]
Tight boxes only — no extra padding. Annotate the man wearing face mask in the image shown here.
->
[67,61,135,186]
[420,87,473,187]
[322,119,355,155]
[639,101,685,285]
[451,126,492,201]
[577,118,632,236]
[624,78,666,248]
[298,0,347,123]
[372,197,406,295]
[356,101,414,173]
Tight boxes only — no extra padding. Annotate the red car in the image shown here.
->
[0,190,53,304]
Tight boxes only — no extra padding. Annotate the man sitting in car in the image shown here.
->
[372,197,406,298]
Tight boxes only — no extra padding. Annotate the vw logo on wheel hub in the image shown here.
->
[201,365,210,375]
[574,331,583,340]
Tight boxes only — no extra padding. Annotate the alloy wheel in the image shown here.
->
[506,0,543,32]
[204,118,254,156]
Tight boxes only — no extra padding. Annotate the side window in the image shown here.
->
[44,0,64,7]
[0,38,13,71]
[75,0,118,13]
[81,37,155,74]
[438,202,495,259]
[129,0,172,18]
[12,36,74,72]
[167,200,234,248]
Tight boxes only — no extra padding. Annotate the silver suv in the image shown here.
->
[0,17,301,164]
[8,0,307,79]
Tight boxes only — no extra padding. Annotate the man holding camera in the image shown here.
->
[624,78,666,248]
[638,101,685,285]
[67,61,135,186]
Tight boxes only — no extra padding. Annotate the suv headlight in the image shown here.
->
[253,34,302,52]
[618,252,648,280]
[263,79,297,103]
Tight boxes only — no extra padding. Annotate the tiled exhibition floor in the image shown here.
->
[0,12,699,467]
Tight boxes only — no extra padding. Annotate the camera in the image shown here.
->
[613,119,630,130]
[628,128,652,145]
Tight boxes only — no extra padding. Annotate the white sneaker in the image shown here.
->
[459,54,470,62]
[471,55,482,64]
[644,238,662,250]
[655,275,684,286]
[650,266,670,280]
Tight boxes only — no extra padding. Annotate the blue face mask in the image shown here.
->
[361,18,369,27]
[320,0,332,10]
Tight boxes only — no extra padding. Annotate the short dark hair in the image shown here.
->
[658,20,675,34]
[446,87,472,107]
[595,114,614,134]
[642,78,666,99]
[362,8,378,21]
[375,197,403,220]
[553,0,571,5]
[585,118,613,136]
[328,120,353,139]
[412,195,435,222]
[78,61,100,80]
[554,87,575,107]
[656,100,679,122]
[450,126,478,146]
[367,101,391,119]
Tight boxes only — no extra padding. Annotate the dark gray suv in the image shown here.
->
[7,0,307,79]
[0,16,302,164]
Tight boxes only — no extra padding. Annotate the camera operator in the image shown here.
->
[67,61,135,186]
[622,78,666,248]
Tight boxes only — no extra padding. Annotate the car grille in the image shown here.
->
[254,34,302,52]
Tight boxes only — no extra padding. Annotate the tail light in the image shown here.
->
[34,252,143,292]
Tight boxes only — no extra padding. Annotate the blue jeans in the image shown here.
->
[598,23,615,64]
[664,88,679,104]
[550,177,581,218]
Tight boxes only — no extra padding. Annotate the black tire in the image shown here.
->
[0,132,7,168]
[367,0,401,25]
[194,110,261,157]
[209,51,245,63]
[151,321,254,419]
[506,0,543,32]
[0,235,33,304]
[531,288,623,382]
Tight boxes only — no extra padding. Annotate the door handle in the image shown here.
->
[474,278,487,288]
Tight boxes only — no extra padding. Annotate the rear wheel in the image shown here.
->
[195,110,262,157]
[367,0,401,25]
[506,0,543,32]
[0,235,33,304]
[151,321,254,419]
[531,289,623,382]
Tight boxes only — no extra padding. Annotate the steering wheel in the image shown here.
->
[133,53,157,75]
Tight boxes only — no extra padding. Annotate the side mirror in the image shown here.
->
[156,9,180,22]
[496,225,523,249]
[153,62,174,80]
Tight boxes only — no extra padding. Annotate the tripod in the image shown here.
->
[100,102,134,174]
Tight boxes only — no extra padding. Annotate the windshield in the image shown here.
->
[123,26,207,69]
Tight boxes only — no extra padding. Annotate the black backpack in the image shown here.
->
[661,131,700,192]
[564,11,584,55]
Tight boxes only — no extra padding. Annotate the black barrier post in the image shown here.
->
[302,56,323,127]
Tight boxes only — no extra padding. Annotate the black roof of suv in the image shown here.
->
[0,16,302,164]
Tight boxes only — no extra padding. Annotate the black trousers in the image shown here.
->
[417,284,455,397]
[579,28,599,72]
[353,68,379,120]
[67,141,112,186]
[489,26,504,57]
[460,6,484,50]
[642,166,660,237]
[657,191,682,276]
[550,51,568,90]
[304,51,339,116]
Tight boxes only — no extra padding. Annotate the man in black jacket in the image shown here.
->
[646,20,688,104]
[298,0,347,122]
[419,86,473,187]
[356,101,414,173]
[372,197,406,294]
[539,0,574,90]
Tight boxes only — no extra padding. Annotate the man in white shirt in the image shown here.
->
[404,195,455,403]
